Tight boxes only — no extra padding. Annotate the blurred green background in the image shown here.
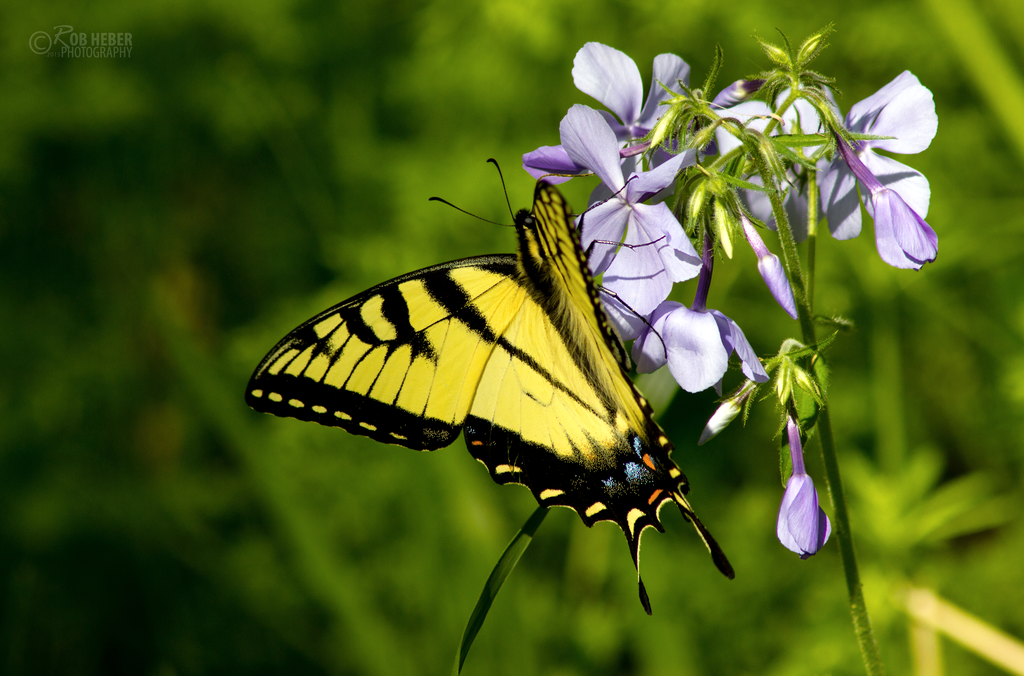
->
[3,0,1023,674]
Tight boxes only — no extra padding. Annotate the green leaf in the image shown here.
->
[453,506,549,675]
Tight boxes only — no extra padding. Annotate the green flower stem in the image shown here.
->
[806,170,818,311]
[764,88,800,138]
[817,406,886,676]
[752,152,885,676]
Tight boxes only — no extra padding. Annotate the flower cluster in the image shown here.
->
[522,37,936,558]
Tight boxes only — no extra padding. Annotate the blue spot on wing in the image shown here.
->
[624,462,644,483]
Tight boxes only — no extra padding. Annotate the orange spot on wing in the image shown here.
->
[647,489,664,505]
[642,454,656,471]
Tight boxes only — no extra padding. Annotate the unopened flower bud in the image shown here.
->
[688,181,709,223]
[759,40,790,67]
[699,380,757,445]
[714,200,736,258]
[777,416,831,558]
[796,34,824,64]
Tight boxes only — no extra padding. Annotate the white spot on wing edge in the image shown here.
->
[585,502,606,517]
[268,392,283,402]
[495,464,522,475]
[539,488,564,501]
[335,411,352,420]
[288,399,304,408]
[360,422,377,432]
[312,405,327,414]
[250,389,263,398]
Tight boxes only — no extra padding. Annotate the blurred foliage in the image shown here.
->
[2,0,1023,675]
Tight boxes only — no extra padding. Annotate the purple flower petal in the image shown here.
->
[572,43,643,130]
[560,104,625,191]
[578,198,630,275]
[626,150,695,201]
[602,239,676,318]
[846,71,921,129]
[868,83,937,154]
[631,303,673,373]
[647,304,730,392]
[818,156,863,240]
[860,152,931,219]
[629,202,700,281]
[599,289,648,342]
[847,72,937,154]
[636,53,690,130]
[709,310,768,383]
[756,254,798,319]
[522,145,584,183]
[872,189,937,268]
[833,135,937,268]
[872,195,921,269]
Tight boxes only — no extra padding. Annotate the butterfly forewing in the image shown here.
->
[246,255,521,450]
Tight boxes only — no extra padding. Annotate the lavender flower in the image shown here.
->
[632,238,768,393]
[524,43,689,180]
[831,133,938,269]
[740,213,798,319]
[819,71,938,268]
[560,105,701,322]
[777,416,831,558]
[572,42,690,142]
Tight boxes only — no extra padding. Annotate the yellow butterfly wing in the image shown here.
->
[246,182,732,613]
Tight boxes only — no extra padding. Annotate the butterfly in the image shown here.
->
[245,181,733,613]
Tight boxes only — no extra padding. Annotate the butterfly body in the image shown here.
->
[246,182,732,612]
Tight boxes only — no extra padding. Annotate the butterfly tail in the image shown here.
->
[623,525,654,615]
[673,491,735,580]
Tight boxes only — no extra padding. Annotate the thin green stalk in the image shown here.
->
[817,407,886,676]
[753,152,885,676]
[806,170,818,311]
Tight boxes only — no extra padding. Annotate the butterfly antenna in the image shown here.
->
[673,491,735,579]
[486,158,515,221]
[427,196,513,228]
